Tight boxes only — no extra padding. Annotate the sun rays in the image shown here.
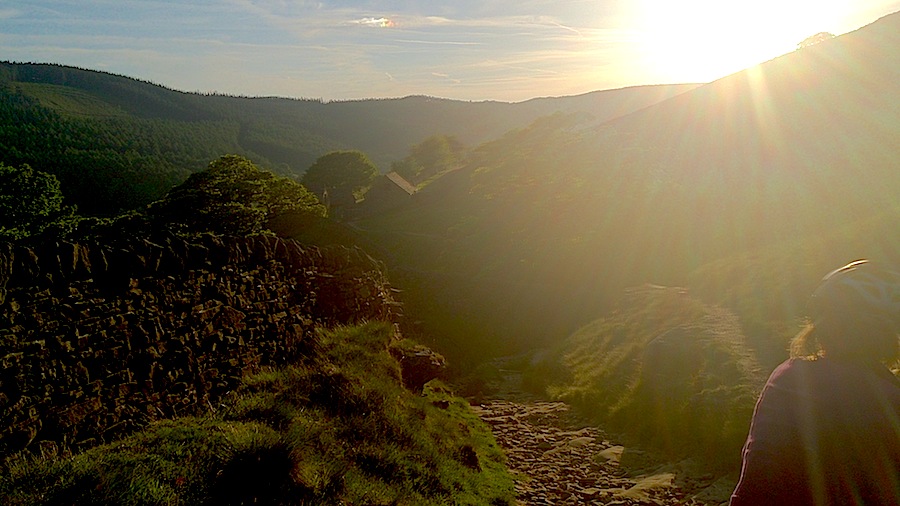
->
[631,0,857,84]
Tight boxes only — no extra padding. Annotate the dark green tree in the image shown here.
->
[301,151,378,205]
[147,154,325,235]
[0,162,79,240]
[391,135,465,184]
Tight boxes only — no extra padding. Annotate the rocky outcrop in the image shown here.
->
[0,232,400,457]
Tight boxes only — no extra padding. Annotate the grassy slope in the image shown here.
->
[541,206,900,470]
[686,205,900,368]
[545,287,764,471]
[0,322,515,505]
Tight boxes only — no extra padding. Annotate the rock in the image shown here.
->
[390,344,446,392]
[618,473,675,502]
[599,445,625,464]
[458,444,480,470]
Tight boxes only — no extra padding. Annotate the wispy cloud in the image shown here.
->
[547,20,583,37]
[392,39,482,46]
[431,72,461,83]
[350,17,395,28]
[0,1,637,101]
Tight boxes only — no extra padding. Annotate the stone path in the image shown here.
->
[471,368,733,505]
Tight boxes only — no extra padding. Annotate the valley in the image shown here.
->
[1,9,899,505]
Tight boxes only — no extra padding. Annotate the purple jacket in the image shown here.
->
[730,358,900,505]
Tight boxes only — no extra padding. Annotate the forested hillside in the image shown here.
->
[0,62,696,214]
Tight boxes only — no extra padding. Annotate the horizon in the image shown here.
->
[0,59,701,105]
[2,2,900,102]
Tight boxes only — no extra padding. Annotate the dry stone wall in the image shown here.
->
[0,232,399,457]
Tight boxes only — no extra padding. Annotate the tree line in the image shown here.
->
[0,129,465,241]
[0,154,351,240]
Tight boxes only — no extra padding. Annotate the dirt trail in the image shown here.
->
[471,367,734,505]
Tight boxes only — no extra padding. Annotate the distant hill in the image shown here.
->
[352,11,900,364]
[0,62,696,213]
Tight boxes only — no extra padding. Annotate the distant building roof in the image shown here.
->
[385,171,417,195]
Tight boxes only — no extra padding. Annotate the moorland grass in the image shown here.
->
[543,287,763,470]
[0,322,515,505]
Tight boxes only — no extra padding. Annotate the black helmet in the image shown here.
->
[809,260,900,325]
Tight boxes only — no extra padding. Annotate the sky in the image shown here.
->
[2,1,899,102]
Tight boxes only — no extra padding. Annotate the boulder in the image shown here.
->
[391,343,446,392]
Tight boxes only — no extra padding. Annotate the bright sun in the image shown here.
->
[633,0,854,82]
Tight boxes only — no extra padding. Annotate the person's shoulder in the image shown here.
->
[769,357,813,377]
[764,357,830,389]
[766,357,897,390]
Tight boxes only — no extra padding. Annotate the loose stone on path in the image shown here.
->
[472,399,722,505]
[473,400,640,504]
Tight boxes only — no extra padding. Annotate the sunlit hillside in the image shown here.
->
[601,10,899,250]
[354,11,900,365]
